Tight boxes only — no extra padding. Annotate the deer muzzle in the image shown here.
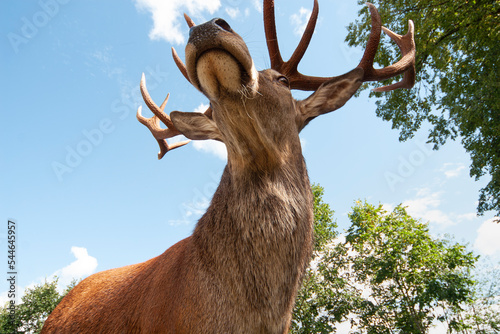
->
[185,18,258,100]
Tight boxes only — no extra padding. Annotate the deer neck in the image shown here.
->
[193,144,313,263]
[211,96,302,175]
[197,149,311,233]
[191,156,313,316]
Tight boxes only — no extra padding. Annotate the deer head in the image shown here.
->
[137,1,415,170]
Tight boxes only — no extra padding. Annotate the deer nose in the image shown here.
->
[212,18,233,33]
[189,18,233,38]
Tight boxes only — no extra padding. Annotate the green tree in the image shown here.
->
[310,184,337,252]
[291,184,359,333]
[345,0,500,216]
[338,202,478,333]
[449,260,500,333]
[0,277,76,334]
[291,200,482,333]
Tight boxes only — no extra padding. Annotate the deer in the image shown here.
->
[42,1,415,333]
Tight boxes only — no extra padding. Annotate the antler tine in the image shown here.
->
[184,13,196,28]
[264,0,320,84]
[172,47,192,84]
[357,3,382,73]
[140,73,177,130]
[137,74,190,159]
[287,0,319,73]
[137,106,190,159]
[263,0,283,69]
[264,0,339,91]
[371,23,416,91]
[357,3,416,91]
[167,51,215,119]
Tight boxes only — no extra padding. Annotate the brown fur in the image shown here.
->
[42,157,314,333]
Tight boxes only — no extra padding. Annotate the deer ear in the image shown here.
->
[296,68,363,132]
[170,111,223,142]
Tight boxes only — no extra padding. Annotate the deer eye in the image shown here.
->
[277,76,290,88]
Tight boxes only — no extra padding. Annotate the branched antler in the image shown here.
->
[264,0,322,90]
[358,3,415,92]
[263,0,416,91]
[137,11,214,159]
[136,73,190,159]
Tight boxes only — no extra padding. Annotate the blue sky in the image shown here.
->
[1,0,499,317]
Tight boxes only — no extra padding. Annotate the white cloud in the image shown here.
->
[456,212,477,221]
[192,103,228,160]
[402,188,456,227]
[225,7,241,19]
[382,202,395,213]
[251,0,262,13]
[52,246,98,287]
[290,7,312,36]
[441,162,466,178]
[0,246,97,305]
[193,103,209,114]
[87,47,125,79]
[193,141,227,160]
[474,218,500,256]
[90,49,111,63]
[168,168,221,226]
[401,187,478,228]
[135,0,221,44]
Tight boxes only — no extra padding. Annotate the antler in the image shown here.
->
[170,14,214,120]
[264,0,322,90]
[358,3,415,92]
[136,73,190,159]
[263,0,415,92]
[137,14,219,160]
[171,14,196,85]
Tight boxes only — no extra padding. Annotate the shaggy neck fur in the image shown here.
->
[192,151,314,329]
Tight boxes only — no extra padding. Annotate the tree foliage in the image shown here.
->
[311,184,338,252]
[291,184,358,333]
[291,199,488,333]
[0,277,76,334]
[339,202,478,333]
[455,261,500,333]
[345,0,500,216]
